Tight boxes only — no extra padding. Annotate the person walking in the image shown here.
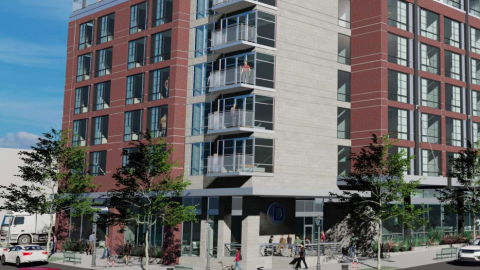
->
[349,236,357,259]
[101,234,110,259]
[269,235,274,244]
[321,231,325,242]
[233,248,242,270]
[50,233,57,255]
[295,244,308,269]
[87,232,95,255]
[124,240,132,265]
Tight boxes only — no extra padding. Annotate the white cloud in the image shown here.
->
[0,132,40,149]
[0,38,66,68]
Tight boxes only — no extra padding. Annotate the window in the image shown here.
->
[91,116,109,146]
[338,146,351,176]
[95,47,113,77]
[422,150,441,176]
[338,71,351,102]
[446,152,460,176]
[474,90,480,116]
[150,30,171,64]
[445,84,462,113]
[147,106,168,138]
[93,81,110,111]
[388,107,409,140]
[388,33,408,66]
[445,51,461,80]
[74,86,89,114]
[196,0,213,19]
[420,44,439,74]
[73,119,88,147]
[439,0,461,9]
[338,0,351,28]
[472,27,480,54]
[193,62,214,96]
[421,113,441,144]
[421,78,440,109]
[195,23,215,57]
[444,18,460,48]
[474,122,480,144]
[420,9,439,40]
[77,53,92,82]
[79,21,94,50]
[338,34,351,65]
[471,0,480,17]
[124,110,143,141]
[89,151,107,176]
[148,68,170,101]
[388,70,409,103]
[472,58,480,85]
[337,108,350,139]
[130,2,147,34]
[122,147,139,167]
[192,102,212,136]
[191,142,212,175]
[152,0,173,27]
[126,74,144,105]
[128,38,146,69]
[388,0,408,31]
[97,13,114,44]
[14,217,24,225]
[446,117,462,147]
[182,198,202,256]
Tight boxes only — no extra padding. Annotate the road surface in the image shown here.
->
[404,260,479,269]
[1,262,86,270]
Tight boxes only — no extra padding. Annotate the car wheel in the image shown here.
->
[18,235,31,245]
[15,257,20,268]
[1,255,5,265]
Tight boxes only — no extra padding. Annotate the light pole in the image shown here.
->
[315,215,322,270]
[92,213,99,268]
[206,218,214,270]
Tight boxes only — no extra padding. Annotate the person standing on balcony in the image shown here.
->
[240,61,251,83]
[230,104,237,127]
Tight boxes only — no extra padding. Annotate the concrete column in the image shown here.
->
[241,196,263,269]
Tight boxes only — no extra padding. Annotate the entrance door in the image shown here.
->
[304,225,313,245]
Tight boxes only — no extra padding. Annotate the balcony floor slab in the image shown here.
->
[207,172,274,177]
[211,40,276,54]
[207,127,274,135]
[212,0,277,14]
[209,83,275,94]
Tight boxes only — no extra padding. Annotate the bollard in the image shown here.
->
[112,256,115,268]
[107,258,110,269]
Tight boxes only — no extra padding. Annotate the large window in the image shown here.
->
[338,34,351,65]
[472,58,480,85]
[191,142,212,176]
[195,23,215,57]
[74,86,89,114]
[422,150,441,177]
[338,71,351,102]
[193,62,214,96]
[152,0,173,27]
[192,102,212,136]
[73,119,88,147]
[337,108,350,139]
[147,106,168,138]
[182,198,202,256]
[93,81,110,111]
[130,2,147,34]
[148,68,170,101]
[445,84,461,113]
[388,0,408,31]
[89,151,107,176]
[97,13,114,44]
[388,107,409,140]
[474,122,480,144]
[472,27,480,54]
[420,9,439,40]
[439,0,461,9]
[124,110,143,141]
[77,53,92,82]
[420,44,439,74]
[421,113,441,144]
[338,146,351,176]
[421,78,440,109]
[338,0,351,28]
[91,115,109,145]
[474,90,480,116]
[445,51,461,80]
[79,21,94,50]
[446,117,462,147]
[444,17,460,48]
[388,33,408,66]
[471,0,480,17]
[150,30,171,64]
[128,38,146,69]
[388,70,408,103]
[95,47,113,77]
[196,0,213,19]
[126,74,144,105]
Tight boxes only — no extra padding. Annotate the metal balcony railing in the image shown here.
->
[212,24,256,47]
[224,243,241,257]
[73,0,101,12]
[259,242,342,257]
[210,67,255,88]
[208,110,254,131]
[208,154,266,174]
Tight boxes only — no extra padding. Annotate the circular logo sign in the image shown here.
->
[267,202,287,226]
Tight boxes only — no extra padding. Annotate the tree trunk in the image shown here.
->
[46,209,54,256]
[145,225,150,270]
[458,192,464,234]
[377,220,382,270]
[473,209,477,240]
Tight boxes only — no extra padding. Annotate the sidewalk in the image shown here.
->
[50,247,457,270]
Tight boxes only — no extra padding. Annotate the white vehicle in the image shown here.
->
[458,239,480,262]
[0,212,52,245]
[0,245,48,267]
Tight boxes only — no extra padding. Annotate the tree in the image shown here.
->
[0,129,97,256]
[436,187,465,234]
[331,135,428,269]
[107,132,197,270]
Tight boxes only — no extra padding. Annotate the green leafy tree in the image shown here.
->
[331,135,428,269]
[436,187,465,233]
[0,129,97,256]
[107,133,197,270]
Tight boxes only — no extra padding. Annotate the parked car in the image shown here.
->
[458,239,480,262]
[0,245,48,267]
[20,269,60,270]
[0,243,13,257]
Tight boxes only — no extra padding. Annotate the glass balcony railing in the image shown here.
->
[73,0,102,12]
[208,110,254,130]
[212,24,256,47]
[210,66,256,88]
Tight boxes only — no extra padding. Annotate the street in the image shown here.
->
[0,262,86,270]
[403,260,480,270]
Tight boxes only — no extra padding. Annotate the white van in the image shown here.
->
[0,213,52,245]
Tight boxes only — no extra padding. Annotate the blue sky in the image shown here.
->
[0,0,72,149]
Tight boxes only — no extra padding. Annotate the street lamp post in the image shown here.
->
[315,215,322,270]
[92,213,99,268]
[206,218,214,270]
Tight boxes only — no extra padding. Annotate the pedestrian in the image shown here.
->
[50,233,57,255]
[88,232,95,256]
[101,234,110,259]
[295,244,308,269]
[349,236,357,259]
[233,248,242,270]
[321,231,325,242]
[124,240,132,265]
[294,236,302,245]
[269,235,274,244]
[287,234,292,245]
[305,237,311,245]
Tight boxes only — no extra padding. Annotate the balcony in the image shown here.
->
[207,154,273,177]
[212,0,276,14]
[212,25,257,54]
[73,0,102,12]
